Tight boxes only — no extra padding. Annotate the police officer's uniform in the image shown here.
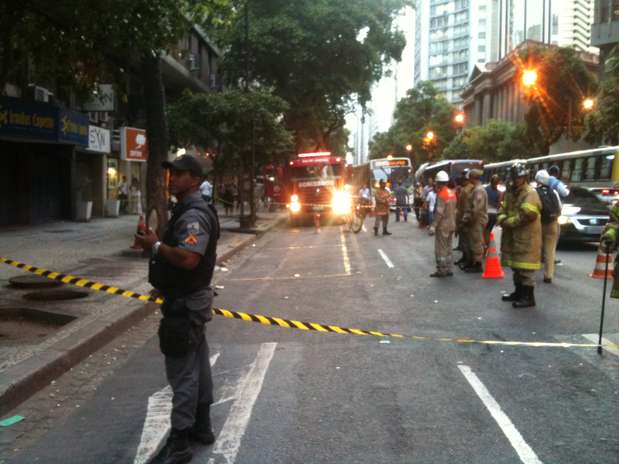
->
[149,182,220,463]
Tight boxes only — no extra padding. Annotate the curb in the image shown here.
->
[0,213,285,416]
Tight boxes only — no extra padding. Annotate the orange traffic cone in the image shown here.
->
[590,245,614,279]
[482,232,504,279]
[130,214,146,249]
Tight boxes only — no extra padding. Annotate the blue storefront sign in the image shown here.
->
[0,96,88,147]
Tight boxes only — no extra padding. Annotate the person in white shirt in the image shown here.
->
[200,179,213,203]
[426,186,437,228]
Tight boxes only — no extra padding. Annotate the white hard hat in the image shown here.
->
[436,170,449,182]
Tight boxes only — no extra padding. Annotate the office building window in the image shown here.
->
[478,32,486,39]
[478,45,486,52]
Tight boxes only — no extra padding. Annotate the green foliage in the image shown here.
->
[443,120,539,162]
[168,88,293,171]
[585,45,619,145]
[519,45,598,152]
[220,0,408,153]
[369,81,457,162]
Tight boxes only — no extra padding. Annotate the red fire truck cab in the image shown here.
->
[284,152,351,222]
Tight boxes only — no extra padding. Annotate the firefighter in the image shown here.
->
[600,203,619,298]
[429,170,457,277]
[373,180,392,236]
[461,169,488,273]
[497,163,542,308]
[455,170,474,269]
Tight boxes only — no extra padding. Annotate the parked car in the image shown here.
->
[558,186,610,243]
[587,186,619,205]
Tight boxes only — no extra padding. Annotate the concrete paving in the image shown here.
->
[0,209,286,415]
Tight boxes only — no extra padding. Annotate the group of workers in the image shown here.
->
[426,163,570,309]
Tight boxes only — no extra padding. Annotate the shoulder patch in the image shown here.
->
[187,222,200,234]
[184,234,199,246]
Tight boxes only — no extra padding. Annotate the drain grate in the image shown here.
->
[0,307,76,345]
[23,289,89,301]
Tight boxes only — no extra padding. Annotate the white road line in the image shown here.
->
[339,226,352,275]
[458,365,543,464]
[207,342,277,464]
[133,353,220,464]
[582,334,619,357]
[377,248,394,268]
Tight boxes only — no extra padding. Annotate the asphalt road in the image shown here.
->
[3,218,619,464]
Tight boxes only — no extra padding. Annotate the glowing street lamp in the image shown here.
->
[454,112,465,125]
[582,97,595,111]
[405,144,413,152]
[521,68,538,88]
[424,130,435,143]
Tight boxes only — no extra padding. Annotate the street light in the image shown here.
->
[521,68,538,88]
[582,97,595,111]
[405,144,413,152]
[454,112,465,125]
[424,130,435,143]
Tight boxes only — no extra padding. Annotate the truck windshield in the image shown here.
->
[290,165,343,181]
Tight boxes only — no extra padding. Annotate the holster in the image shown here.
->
[158,299,204,357]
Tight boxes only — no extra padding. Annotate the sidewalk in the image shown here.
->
[0,207,285,415]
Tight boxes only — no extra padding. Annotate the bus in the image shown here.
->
[415,159,484,185]
[484,146,619,203]
[351,157,414,209]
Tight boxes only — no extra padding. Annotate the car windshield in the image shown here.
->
[564,188,608,212]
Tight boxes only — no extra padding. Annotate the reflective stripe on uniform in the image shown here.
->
[503,259,542,270]
[520,202,540,216]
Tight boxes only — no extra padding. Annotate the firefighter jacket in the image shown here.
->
[600,203,619,298]
[433,186,457,233]
[457,183,474,230]
[374,188,391,214]
[462,183,488,227]
[497,183,542,270]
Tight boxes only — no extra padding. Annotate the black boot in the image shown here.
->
[502,283,522,302]
[464,262,483,273]
[164,428,192,464]
[190,404,215,445]
[513,286,536,308]
[382,229,392,236]
[374,227,379,236]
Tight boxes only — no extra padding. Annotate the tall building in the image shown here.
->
[591,0,619,75]
[495,0,596,59]
[414,0,595,104]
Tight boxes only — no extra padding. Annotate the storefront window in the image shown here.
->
[106,158,119,199]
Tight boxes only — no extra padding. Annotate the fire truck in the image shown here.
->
[284,151,351,223]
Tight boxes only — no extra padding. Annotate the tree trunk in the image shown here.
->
[142,54,169,235]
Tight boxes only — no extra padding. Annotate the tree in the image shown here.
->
[585,45,619,145]
[369,81,458,163]
[443,120,539,163]
[220,0,408,153]
[0,0,233,231]
[518,45,598,154]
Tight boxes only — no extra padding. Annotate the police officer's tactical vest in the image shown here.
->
[149,194,220,298]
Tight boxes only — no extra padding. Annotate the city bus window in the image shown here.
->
[561,160,571,180]
[584,157,597,180]
[600,155,613,180]
[571,158,583,182]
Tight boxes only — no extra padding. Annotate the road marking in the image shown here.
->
[207,342,277,464]
[582,334,619,357]
[227,272,354,282]
[340,226,352,275]
[133,353,220,464]
[458,365,543,464]
[378,249,394,268]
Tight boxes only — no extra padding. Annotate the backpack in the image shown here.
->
[536,186,561,224]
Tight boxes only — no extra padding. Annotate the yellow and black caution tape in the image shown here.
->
[0,256,610,350]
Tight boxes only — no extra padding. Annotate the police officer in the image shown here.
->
[497,163,542,308]
[136,155,220,464]
[461,169,488,273]
[429,170,457,277]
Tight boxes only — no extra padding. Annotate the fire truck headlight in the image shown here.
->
[332,190,351,215]
[291,194,299,202]
[289,200,301,214]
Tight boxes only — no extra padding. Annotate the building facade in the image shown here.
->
[591,0,619,75]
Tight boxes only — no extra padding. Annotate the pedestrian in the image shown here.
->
[413,183,424,222]
[535,169,565,283]
[426,184,437,227]
[373,179,392,236]
[455,170,474,269]
[222,184,234,216]
[461,169,488,273]
[200,178,213,204]
[498,163,542,308]
[429,170,457,277]
[394,181,409,222]
[135,154,220,464]
[547,165,570,197]
[485,174,503,246]
[600,202,619,298]
[118,176,129,214]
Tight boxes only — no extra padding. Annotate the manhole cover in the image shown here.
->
[0,307,75,345]
[23,289,89,301]
[9,275,63,289]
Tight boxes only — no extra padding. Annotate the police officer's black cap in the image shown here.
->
[162,155,206,178]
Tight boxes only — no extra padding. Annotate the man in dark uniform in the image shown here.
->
[136,154,220,464]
